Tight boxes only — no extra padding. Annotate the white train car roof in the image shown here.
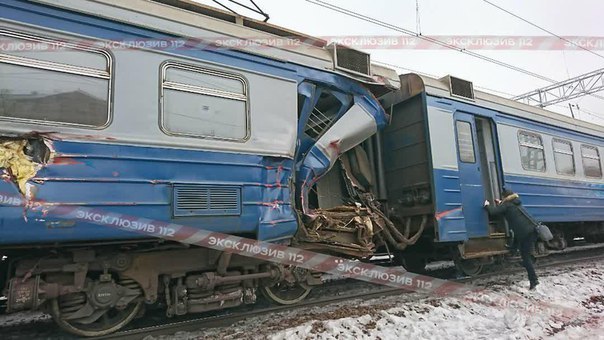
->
[30,0,400,92]
[397,73,604,138]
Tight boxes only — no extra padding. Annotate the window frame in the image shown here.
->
[552,138,575,176]
[0,28,113,129]
[159,61,250,142]
[517,130,546,172]
[580,144,603,178]
[455,120,476,163]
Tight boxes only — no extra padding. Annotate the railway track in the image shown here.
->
[3,245,604,340]
[97,246,604,340]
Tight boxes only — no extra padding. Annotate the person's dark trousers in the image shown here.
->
[518,232,538,284]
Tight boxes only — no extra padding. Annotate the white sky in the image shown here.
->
[194,0,604,126]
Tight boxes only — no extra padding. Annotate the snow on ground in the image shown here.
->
[150,259,604,340]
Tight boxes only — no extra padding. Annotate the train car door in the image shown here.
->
[453,112,490,237]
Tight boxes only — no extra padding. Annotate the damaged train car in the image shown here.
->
[0,0,412,336]
[3,1,603,337]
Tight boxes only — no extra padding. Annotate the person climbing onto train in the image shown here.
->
[483,189,539,290]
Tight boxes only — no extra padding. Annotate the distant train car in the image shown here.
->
[0,0,399,336]
[380,73,604,274]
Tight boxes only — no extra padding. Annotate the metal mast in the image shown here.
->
[513,68,604,107]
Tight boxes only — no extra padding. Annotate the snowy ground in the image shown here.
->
[148,259,604,340]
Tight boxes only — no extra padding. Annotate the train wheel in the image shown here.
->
[50,278,143,337]
[261,281,312,305]
[392,252,426,274]
[454,259,483,277]
[402,257,426,274]
[261,267,312,305]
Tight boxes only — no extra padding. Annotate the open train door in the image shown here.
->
[454,111,508,266]
[453,111,490,238]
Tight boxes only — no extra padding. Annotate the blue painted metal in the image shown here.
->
[505,174,604,222]
[433,168,467,242]
[0,0,389,246]
[428,94,603,243]
[453,111,490,238]
[0,150,293,245]
[433,167,604,242]
[0,141,297,244]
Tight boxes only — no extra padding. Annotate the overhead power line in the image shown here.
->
[304,0,558,83]
[481,0,604,104]
[304,0,604,117]
[481,0,604,61]
[212,0,270,22]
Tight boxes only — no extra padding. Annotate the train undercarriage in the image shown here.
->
[3,243,322,336]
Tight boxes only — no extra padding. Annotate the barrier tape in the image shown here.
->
[0,192,462,295]
[0,191,598,325]
[2,35,604,52]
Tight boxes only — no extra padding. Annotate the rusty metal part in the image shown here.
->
[458,237,509,259]
[216,252,232,276]
[295,205,379,258]
[186,270,278,291]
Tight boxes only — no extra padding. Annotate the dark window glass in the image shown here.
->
[581,145,602,178]
[553,139,575,176]
[0,64,109,126]
[0,31,110,127]
[456,121,475,163]
[518,132,546,172]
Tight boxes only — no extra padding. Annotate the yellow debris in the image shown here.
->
[0,140,39,194]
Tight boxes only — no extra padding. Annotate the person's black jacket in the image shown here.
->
[485,194,536,241]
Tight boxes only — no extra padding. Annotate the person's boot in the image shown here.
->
[529,280,539,290]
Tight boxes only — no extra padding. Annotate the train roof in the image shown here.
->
[31,0,399,94]
[395,73,604,137]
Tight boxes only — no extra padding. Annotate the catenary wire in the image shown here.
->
[481,0,604,61]
[305,0,604,118]
[304,0,558,83]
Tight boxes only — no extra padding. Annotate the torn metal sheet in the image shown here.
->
[295,205,383,258]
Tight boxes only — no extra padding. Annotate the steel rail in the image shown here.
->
[92,250,604,340]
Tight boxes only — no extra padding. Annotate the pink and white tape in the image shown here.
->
[0,191,596,324]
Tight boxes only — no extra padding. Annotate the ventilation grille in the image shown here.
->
[173,185,241,217]
[448,76,475,100]
[331,43,371,77]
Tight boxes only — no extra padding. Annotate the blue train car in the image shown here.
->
[381,73,604,274]
[0,0,399,335]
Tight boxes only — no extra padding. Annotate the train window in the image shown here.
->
[552,139,575,176]
[0,30,111,128]
[518,131,546,172]
[160,62,249,141]
[581,145,602,178]
[455,121,475,163]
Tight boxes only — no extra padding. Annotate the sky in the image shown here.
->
[193,0,604,126]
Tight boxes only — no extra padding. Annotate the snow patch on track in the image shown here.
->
[151,260,604,340]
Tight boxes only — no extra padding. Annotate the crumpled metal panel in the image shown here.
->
[297,98,384,213]
[295,205,381,258]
